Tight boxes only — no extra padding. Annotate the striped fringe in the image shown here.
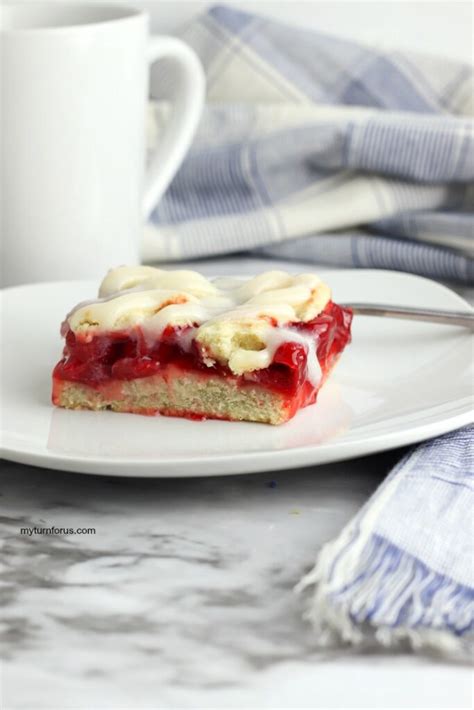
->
[298,531,474,661]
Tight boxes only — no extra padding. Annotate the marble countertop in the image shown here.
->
[2,454,472,710]
[2,259,472,709]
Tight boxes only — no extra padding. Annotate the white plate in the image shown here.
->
[1,270,472,477]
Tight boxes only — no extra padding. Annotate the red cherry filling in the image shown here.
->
[53,302,352,398]
[111,356,162,380]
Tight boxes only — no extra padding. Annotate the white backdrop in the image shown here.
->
[145,0,474,63]
[10,0,473,63]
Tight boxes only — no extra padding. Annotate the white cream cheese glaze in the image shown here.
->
[67,266,331,381]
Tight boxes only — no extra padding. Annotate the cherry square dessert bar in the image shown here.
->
[52,267,352,425]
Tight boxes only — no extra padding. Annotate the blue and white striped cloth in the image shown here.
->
[145,4,474,283]
[300,427,474,659]
[145,5,474,659]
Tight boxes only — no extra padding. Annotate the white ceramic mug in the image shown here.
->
[1,3,205,287]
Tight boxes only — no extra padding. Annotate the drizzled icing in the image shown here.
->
[66,266,331,382]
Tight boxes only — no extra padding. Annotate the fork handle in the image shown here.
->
[343,303,474,331]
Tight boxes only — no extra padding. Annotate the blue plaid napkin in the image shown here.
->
[299,426,474,659]
[145,5,474,658]
[145,4,473,283]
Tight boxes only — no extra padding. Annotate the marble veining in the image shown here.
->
[3,453,472,709]
[0,456,379,707]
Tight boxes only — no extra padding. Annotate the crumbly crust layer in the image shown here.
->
[53,370,292,425]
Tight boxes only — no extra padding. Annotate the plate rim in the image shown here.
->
[2,409,473,477]
[1,267,474,310]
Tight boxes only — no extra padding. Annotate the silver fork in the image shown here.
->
[342,303,474,331]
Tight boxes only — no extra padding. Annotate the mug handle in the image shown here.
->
[143,37,205,219]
